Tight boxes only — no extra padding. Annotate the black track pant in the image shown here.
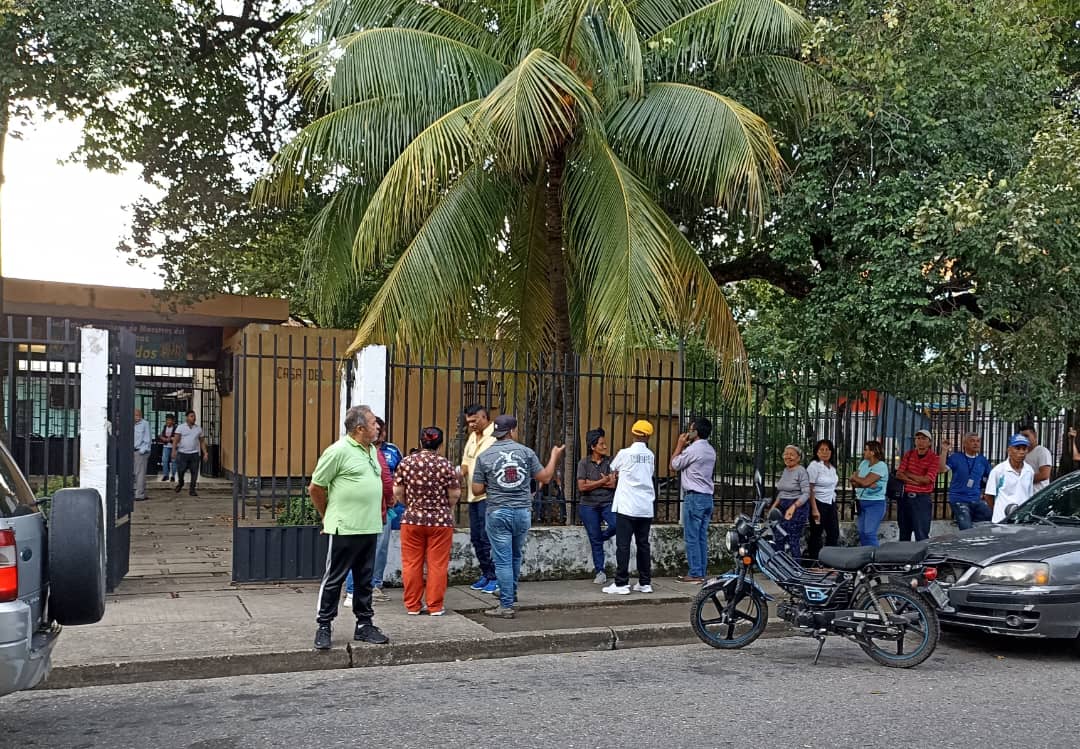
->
[807,502,840,561]
[614,513,652,587]
[316,533,378,626]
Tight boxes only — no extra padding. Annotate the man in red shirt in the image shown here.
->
[895,429,939,541]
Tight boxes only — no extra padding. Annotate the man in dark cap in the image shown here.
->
[471,415,565,618]
[577,428,617,584]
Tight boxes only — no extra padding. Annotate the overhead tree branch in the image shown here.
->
[709,253,813,298]
[922,292,1025,333]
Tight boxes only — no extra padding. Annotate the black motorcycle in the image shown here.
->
[691,491,951,668]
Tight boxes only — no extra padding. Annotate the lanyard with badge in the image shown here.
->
[964,455,980,489]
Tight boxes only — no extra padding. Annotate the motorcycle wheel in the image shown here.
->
[691,580,768,649]
[853,583,940,668]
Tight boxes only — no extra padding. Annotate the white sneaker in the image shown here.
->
[343,593,353,608]
[632,584,653,594]
[602,582,631,595]
[593,571,607,584]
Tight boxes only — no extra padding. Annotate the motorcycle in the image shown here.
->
[691,483,952,668]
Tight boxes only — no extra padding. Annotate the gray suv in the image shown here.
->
[0,441,105,696]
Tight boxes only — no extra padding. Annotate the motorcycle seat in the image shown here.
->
[817,546,875,570]
[873,541,928,565]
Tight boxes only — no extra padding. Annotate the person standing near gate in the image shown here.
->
[985,434,1036,522]
[133,409,151,502]
[310,405,391,649]
[172,410,208,497]
[577,428,617,584]
[806,438,840,560]
[471,415,564,618]
[895,429,939,541]
[460,404,498,593]
[603,420,657,596]
[159,413,178,482]
[396,426,461,616]
[939,432,993,530]
[671,418,716,584]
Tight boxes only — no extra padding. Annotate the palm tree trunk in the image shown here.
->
[544,149,577,510]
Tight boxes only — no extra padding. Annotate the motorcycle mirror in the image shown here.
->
[1004,503,1019,519]
[767,507,784,525]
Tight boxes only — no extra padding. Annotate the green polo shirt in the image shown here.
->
[311,435,383,535]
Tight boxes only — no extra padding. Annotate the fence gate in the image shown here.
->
[230,330,344,582]
[106,329,136,590]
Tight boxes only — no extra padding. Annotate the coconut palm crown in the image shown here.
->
[258,0,823,399]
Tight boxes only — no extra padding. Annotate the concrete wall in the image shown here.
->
[374,519,958,586]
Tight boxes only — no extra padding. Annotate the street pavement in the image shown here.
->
[7,634,1078,748]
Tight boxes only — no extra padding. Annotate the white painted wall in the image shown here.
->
[79,327,109,540]
[338,345,388,434]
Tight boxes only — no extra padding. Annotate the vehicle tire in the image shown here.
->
[48,488,106,625]
[853,583,940,668]
[691,580,768,649]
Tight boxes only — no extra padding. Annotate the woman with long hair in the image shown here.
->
[806,438,839,560]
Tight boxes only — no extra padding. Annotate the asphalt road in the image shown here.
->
[6,633,1078,749]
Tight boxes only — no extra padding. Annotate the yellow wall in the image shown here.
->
[220,325,352,477]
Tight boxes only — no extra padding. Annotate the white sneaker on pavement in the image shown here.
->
[602,582,631,595]
[593,571,607,584]
[343,593,353,608]
[632,584,653,593]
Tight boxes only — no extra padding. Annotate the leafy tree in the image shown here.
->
[701,0,1076,398]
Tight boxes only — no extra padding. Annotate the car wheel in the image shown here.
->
[48,488,106,625]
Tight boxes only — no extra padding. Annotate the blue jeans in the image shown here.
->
[346,505,400,594]
[469,500,495,579]
[857,501,887,546]
[681,492,714,577]
[579,502,616,574]
[486,507,530,609]
[160,445,176,479]
[950,500,992,531]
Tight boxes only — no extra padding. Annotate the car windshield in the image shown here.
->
[0,444,36,517]
[1007,474,1080,525]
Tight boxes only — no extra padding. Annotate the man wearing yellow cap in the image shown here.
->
[603,420,656,595]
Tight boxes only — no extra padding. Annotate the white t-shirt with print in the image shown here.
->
[986,460,1035,523]
[610,441,656,518]
[807,461,839,505]
[1024,445,1053,492]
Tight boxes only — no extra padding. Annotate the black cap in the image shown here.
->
[493,414,517,438]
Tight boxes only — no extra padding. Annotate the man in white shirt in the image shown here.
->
[603,420,656,596]
[133,409,151,501]
[985,434,1036,523]
[1019,425,1053,492]
[172,410,209,497]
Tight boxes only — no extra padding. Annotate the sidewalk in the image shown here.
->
[45,576,786,690]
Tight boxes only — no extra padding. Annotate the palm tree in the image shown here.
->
[257,0,824,468]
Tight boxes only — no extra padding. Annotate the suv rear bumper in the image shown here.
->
[0,601,59,696]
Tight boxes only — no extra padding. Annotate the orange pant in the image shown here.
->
[401,524,454,613]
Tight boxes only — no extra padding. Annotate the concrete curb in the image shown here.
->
[41,620,794,691]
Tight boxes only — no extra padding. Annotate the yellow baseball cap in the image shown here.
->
[631,419,654,437]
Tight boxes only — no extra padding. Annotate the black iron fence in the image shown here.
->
[387,347,1073,525]
[229,329,344,581]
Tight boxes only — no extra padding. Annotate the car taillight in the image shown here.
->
[0,528,16,602]
[923,567,938,582]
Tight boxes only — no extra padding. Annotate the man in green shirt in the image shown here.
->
[310,405,390,650]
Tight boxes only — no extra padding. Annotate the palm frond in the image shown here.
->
[624,0,711,39]
[570,0,645,104]
[348,166,513,354]
[719,54,833,129]
[252,95,410,208]
[494,170,556,351]
[298,26,506,114]
[353,100,481,271]
[606,82,782,220]
[302,182,375,324]
[474,48,601,175]
[563,134,682,369]
[646,0,811,67]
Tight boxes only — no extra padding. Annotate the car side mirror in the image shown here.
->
[767,507,784,525]
[1004,503,1019,519]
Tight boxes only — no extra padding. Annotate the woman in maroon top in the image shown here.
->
[394,427,462,615]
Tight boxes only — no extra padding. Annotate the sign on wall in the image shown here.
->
[134,324,187,366]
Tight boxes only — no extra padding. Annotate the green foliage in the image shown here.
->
[701,0,1079,405]
[260,0,828,395]
[275,495,320,527]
